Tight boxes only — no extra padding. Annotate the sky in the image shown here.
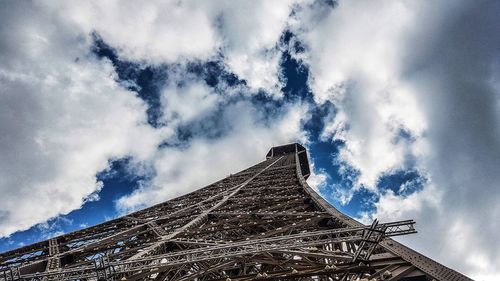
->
[0,0,499,280]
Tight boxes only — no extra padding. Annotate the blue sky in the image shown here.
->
[1,1,499,280]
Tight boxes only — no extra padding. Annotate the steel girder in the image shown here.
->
[0,143,473,281]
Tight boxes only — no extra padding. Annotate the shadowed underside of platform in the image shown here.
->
[0,144,473,281]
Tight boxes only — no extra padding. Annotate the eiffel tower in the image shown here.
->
[0,143,472,281]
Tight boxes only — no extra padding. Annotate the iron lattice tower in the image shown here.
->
[0,144,473,281]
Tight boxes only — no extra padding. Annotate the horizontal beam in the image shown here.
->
[9,220,415,281]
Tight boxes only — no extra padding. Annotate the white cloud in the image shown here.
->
[57,0,303,96]
[306,164,328,192]
[292,0,427,190]
[294,1,414,103]
[0,1,162,237]
[208,0,299,96]
[2,1,498,279]
[58,0,219,63]
[0,0,308,238]
[161,79,221,125]
[116,102,309,212]
[296,0,500,279]
[319,82,426,189]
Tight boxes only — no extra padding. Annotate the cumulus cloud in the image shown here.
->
[293,0,427,190]
[306,164,328,192]
[295,0,500,279]
[0,0,309,237]
[2,0,498,279]
[116,102,308,212]
[0,1,162,237]
[396,1,500,277]
[208,0,299,95]
[57,0,304,96]
[161,78,221,125]
[59,0,219,63]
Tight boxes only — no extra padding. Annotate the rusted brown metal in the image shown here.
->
[0,143,473,281]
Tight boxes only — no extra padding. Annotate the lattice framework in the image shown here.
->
[0,144,473,281]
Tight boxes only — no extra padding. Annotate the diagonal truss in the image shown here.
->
[0,143,474,281]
